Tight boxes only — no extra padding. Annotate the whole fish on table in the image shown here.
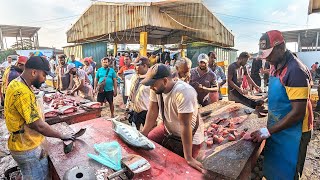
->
[107,116,155,150]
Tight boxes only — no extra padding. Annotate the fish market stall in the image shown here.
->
[42,92,102,125]
[198,101,267,179]
[46,118,203,180]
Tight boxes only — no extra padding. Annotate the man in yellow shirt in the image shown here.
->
[1,56,28,106]
[4,56,75,179]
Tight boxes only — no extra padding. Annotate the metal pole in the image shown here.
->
[20,28,23,49]
[0,27,4,50]
[316,32,319,51]
[298,33,301,52]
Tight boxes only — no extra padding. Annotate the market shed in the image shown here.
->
[66,0,234,56]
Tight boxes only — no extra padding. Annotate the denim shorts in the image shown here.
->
[10,146,48,180]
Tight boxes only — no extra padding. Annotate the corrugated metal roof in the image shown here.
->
[281,28,320,47]
[309,0,320,14]
[0,25,40,37]
[66,1,234,47]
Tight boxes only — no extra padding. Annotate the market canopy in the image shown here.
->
[281,28,320,50]
[309,0,320,14]
[66,0,234,47]
[0,25,40,37]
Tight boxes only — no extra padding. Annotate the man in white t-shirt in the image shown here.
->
[141,64,205,173]
[127,57,151,130]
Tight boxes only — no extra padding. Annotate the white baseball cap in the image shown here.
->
[198,53,209,64]
[65,63,76,74]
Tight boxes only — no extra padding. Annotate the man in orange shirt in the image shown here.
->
[118,55,135,105]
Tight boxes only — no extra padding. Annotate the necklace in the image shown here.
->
[20,76,32,92]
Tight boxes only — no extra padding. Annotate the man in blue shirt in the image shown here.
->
[94,57,117,118]
[69,55,83,68]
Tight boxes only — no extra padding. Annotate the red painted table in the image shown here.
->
[47,118,203,180]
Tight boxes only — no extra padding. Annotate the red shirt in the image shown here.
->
[119,56,125,67]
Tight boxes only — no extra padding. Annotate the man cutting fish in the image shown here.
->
[250,30,313,179]
[4,56,75,179]
[141,64,205,173]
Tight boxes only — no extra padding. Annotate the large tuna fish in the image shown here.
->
[108,116,155,150]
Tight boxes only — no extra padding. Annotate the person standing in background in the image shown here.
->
[117,55,135,105]
[250,58,263,87]
[95,57,117,118]
[208,51,227,100]
[311,62,318,80]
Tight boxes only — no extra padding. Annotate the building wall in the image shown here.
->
[82,41,108,68]
[63,45,83,60]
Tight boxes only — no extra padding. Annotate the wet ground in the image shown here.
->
[1,94,319,179]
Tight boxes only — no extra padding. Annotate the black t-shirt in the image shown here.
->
[264,61,270,79]
[228,62,246,91]
[251,59,262,76]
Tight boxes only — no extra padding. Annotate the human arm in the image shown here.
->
[218,67,227,87]
[28,119,74,140]
[113,78,117,97]
[251,101,306,142]
[71,79,84,94]
[141,101,159,136]
[227,66,243,94]
[141,89,159,136]
[251,67,310,142]
[179,112,205,173]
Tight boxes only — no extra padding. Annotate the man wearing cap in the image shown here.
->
[172,57,192,83]
[1,56,28,106]
[250,30,313,179]
[141,64,205,173]
[190,53,218,107]
[56,55,71,91]
[118,55,135,105]
[127,57,151,129]
[227,52,262,108]
[69,54,83,68]
[95,57,117,118]
[66,63,94,101]
[4,56,75,179]
[208,51,226,100]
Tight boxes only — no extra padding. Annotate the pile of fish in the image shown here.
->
[43,93,78,118]
[109,117,155,150]
[204,116,248,146]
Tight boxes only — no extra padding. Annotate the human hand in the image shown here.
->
[250,127,270,143]
[113,90,117,97]
[186,158,206,173]
[255,86,262,93]
[60,133,75,141]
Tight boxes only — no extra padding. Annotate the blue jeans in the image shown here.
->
[10,146,48,180]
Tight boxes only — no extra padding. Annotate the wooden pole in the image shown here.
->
[139,32,147,56]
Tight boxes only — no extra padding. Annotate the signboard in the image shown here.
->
[16,49,54,59]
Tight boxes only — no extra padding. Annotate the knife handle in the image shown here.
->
[107,168,127,180]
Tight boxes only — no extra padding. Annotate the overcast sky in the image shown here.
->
[0,0,320,53]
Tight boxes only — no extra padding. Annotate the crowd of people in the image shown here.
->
[0,30,314,179]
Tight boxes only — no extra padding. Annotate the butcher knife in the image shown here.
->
[107,154,151,180]
[63,128,86,154]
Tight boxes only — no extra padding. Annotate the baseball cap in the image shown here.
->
[17,56,28,64]
[25,56,55,77]
[65,63,76,74]
[131,57,150,66]
[141,64,171,86]
[259,30,285,59]
[198,53,209,64]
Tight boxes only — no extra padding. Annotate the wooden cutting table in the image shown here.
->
[199,101,267,180]
[47,118,203,180]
